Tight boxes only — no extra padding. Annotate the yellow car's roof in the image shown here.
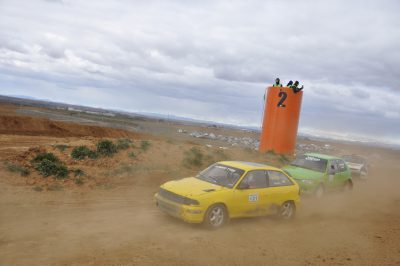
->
[218,161,281,172]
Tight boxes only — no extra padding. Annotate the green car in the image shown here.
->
[282,153,353,197]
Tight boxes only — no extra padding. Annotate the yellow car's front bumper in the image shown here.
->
[155,193,205,223]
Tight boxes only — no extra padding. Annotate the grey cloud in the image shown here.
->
[44,0,64,3]
[351,89,370,100]
[0,0,399,144]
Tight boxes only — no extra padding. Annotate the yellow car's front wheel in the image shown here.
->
[204,204,227,229]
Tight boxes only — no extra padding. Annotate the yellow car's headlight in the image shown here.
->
[183,198,200,206]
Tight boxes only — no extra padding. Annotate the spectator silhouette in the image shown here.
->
[273,78,283,87]
[291,81,304,93]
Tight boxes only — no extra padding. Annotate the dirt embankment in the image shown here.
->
[0,115,140,138]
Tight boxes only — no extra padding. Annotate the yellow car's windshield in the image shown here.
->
[196,164,244,188]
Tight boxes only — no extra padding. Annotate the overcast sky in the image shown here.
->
[0,0,399,145]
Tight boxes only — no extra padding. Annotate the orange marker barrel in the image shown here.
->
[259,86,303,155]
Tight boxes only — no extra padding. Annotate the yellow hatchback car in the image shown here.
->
[155,161,300,229]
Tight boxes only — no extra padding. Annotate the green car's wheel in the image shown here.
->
[204,204,227,229]
[279,201,296,220]
[315,184,324,198]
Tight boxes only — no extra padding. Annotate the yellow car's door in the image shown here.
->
[265,170,298,208]
[231,170,271,217]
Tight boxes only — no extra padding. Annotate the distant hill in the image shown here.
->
[1,94,398,150]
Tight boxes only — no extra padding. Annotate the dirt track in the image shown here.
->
[1,105,400,265]
[1,161,400,266]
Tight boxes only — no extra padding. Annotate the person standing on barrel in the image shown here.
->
[273,78,283,87]
[290,80,304,93]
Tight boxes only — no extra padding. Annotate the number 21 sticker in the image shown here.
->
[248,194,259,202]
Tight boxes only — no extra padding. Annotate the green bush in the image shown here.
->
[140,140,151,151]
[96,140,117,157]
[182,147,204,168]
[128,152,136,158]
[31,153,60,164]
[71,146,95,160]
[116,138,133,150]
[35,159,68,179]
[5,163,30,176]
[31,152,68,179]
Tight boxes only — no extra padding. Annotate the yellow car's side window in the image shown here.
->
[240,170,268,189]
[267,171,293,187]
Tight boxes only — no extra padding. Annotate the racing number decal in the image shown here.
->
[248,194,259,202]
[277,91,287,108]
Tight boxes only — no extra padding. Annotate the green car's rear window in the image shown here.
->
[290,155,328,173]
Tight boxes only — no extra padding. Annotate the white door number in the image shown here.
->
[248,194,259,202]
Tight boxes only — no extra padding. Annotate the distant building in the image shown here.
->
[67,107,83,112]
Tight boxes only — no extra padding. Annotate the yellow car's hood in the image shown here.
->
[161,177,225,197]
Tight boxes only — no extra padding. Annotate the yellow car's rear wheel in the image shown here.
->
[279,201,296,220]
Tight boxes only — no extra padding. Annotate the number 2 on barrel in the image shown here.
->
[277,91,287,108]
